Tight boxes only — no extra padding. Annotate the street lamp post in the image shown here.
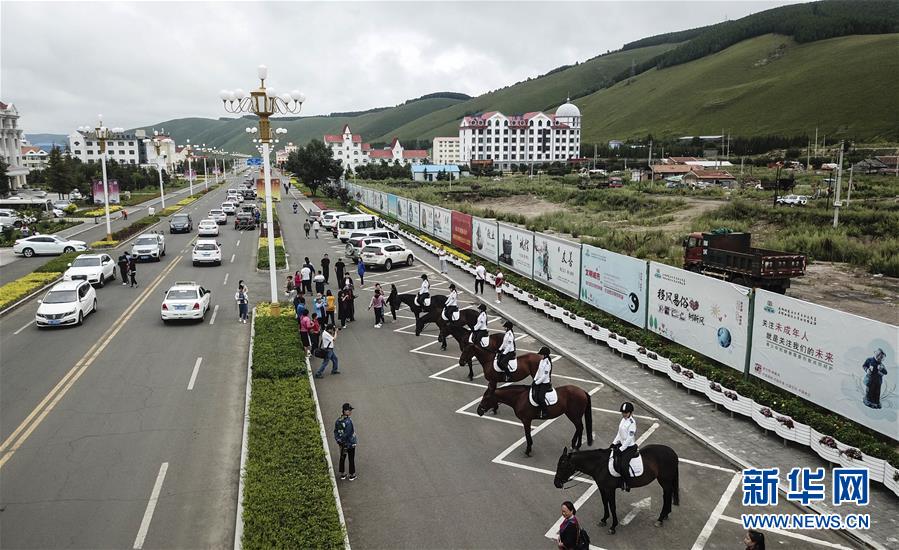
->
[143,131,172,209]
[78,116,122,241]
[201,144,209,191]
[185,139,195,196]
[221,65,304,314]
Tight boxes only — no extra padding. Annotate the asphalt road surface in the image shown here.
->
[0,171,257,548]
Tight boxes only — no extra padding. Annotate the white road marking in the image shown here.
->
[133,462,169,549]
[223,273,229,286]
[620,496,652,526]
[235,239,240,246]
[678,457,737,474]
[187,357,202,390]
[691,472,742,550]
[717,515,854,549]
[209,304,220,325]
[637,422,659,445]
[13,320,34,335]
[230,253,236,263]
[410,340,441,353]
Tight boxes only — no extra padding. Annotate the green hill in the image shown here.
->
[575,33,899,143]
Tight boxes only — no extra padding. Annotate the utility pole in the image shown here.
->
[833,141,844,228]
[814,127,818,157]
[806,141,811,170]
[647,140,653,168]
[846,166,854,206]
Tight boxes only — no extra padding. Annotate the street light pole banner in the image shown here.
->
[433,206,453,242]
[472,217,498,263]
[256,178,282,202]
[420,203,435,235]
[750,289,898,438]
[533,232,581,298]
[580,244,647,328]
[497,222,534,278]
[92,179,120,204]
[648,262,751,371]
[387,194,398,218]
[451,211,473,252]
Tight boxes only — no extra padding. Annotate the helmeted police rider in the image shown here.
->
[417,273,430,307]
[496,320,516,378]
[443,283,458,321]
[611,402,638,491]
[532,346,554,419]
[472,303,488,346]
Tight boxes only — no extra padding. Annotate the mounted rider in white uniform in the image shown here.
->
[417,273,430,307]
[443,283,458,321]
[532,346,553,418]
[612,401,638,491]
[472,303,488,346]
[497,320,516,377]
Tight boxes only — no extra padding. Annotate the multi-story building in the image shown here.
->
[21,145,49,170]
[368,138,427,165]
[459,101,581,171]
[1,102,29,189]
[68,129,148,165]
[325,125,428,170]
[276,143,299,166]
[143,132,178,170]
[432,136,461,165]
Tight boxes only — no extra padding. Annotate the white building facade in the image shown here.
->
[459,101,582,171]
[325,124,370,171]
[68,129,148,165]
[1,102,29,189]
[432,136,461,165]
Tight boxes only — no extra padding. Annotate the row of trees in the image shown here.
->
[353,162,411,180]
[283,139,342,196]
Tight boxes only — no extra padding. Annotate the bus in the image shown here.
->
[0,198,55,226]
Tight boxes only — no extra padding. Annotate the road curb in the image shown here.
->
[0,275,63,317]
[233,307,256,550]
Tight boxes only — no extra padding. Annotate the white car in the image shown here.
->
[131,233,166,262]
[69,189,83,200]
[0,209,23,228]
[360,242,415,271]
[221,202,237,215]
[35,280,97,328]
[197,219,219,236]
[321,211,349,229]
[777,194,808,207]
[52,200,72,211]
[209,209,227,224]
[227,193,244,204]
[63,253,117,286]
[161,281,211,323]
[192,239,223,266]
[13,235,88,257]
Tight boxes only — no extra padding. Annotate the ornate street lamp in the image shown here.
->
[143,131,172,209]
[78,116,123,241]
[221,65,304,312]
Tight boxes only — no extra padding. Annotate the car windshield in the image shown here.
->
[135,237,157,246]
[172,215,189,222]
[210,210,223,215]
[71,257,101,267]
[195,244,217,251]
[167,289,198,300]
[44,289,77,303]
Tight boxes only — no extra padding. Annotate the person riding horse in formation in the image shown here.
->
[443,283,458,321]
[417,274,430,307]
[472,303,488,345]
[497,320,516,378]
[612,402,638,491]
[533,346,553,419]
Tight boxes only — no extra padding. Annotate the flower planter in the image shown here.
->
[685,372,709,393]
[707,383,730,406]
[859,454,886,485]
[773,413,800,442]
[883,463,899,498]
[643,354,670,373]
[720,389,753,417]
[751,403,781,432]
[810,428,842,464]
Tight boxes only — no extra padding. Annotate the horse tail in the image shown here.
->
[673,451,680,506]
[585,392,594,446]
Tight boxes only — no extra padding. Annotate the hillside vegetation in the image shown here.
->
[576,33,899,143]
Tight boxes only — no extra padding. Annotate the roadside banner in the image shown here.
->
[92,179,120,204]
[451,211,473,252]
[396,196,408,222]
[647,262,751,371]
[420,203,435,235]
[580,244,647,328]
[750,289,898,438]
[256,178,282,202]
[472,217,498,263]
[497,222,534,278]
[388,194,398,218]
[406,200,420,229]
[378,191,388,214]
[433,206,452,242]
[533,232,581,298]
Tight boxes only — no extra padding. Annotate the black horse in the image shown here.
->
[435,308,480,350]
[387,284,447,336]
[553,445,680,534]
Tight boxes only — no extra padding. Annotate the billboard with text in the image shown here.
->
[471,217,498,263]
[497,222,533,278]
[533,232,581,297]
[580,245,647,328]
[433,206,452,242]
[451,211,473,252]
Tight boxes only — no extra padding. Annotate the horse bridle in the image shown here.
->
[559,453,588,490]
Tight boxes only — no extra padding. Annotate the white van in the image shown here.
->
[337,214,379,242]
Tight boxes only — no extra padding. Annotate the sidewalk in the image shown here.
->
[387,220,896,549]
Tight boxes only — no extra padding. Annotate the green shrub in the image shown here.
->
[0,272,61,309]
[35,251,90,273]
[251,316,304,379]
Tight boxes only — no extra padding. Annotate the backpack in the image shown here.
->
[575,524,590,550]
[334,417,347,444]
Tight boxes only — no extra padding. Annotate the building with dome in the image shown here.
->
[457,100,581,170]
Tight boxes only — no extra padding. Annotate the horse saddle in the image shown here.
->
[528,387,558,407]
[416,296,431,307]
[441,310,460,322]
[468,334,490,348]
[493,357,518,373]
[608,452,644,478]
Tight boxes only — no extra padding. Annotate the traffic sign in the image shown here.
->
[246,157,263,166]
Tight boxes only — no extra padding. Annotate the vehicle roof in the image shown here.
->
[195,239,219,245]
[339,214,378,221]
[365,241,404,249]
[172,212,190,218]
[324,211,349,217]
[50,280,87,291]
[209,208,224,212]
[199,218,217,223]
[70,253,108,259]
[136,233,160,238]
[169,281,199,289]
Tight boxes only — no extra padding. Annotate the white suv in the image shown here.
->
[221,202,237,215]
[192,239,223,266]
[131,233,166,262]
[360,242,415,271]
[63,253,117,286]
[36,280,97,327]
[776,194,808,207]
[345,231,403,263]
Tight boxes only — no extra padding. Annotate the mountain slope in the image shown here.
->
[575,33,899,143]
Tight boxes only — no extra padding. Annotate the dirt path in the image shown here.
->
[788,262,898,323]
[467,195,565,219]
[652,197,724,231]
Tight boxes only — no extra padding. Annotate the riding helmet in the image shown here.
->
[421,274,428,280]
[478,304,487,312]
[449,283,456,291]
[539,346,551,357]
[620,402,635,414]
[503,320,514,330]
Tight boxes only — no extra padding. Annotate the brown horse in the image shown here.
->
[460,342,542,391]
[553,445,680,534]
[477,385,593,456]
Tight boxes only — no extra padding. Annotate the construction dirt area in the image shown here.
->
[471,194,566,219]
[789,262,898,323]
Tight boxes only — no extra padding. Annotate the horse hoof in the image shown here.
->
[654,520,663,528]
[599,520,607,527]
[525,450,532,457]
[468,375,473,381]
[608,528,616,535]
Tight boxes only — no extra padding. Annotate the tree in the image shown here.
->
[0,157,10,198]
[46,146,69,198]
[285,139,343,196]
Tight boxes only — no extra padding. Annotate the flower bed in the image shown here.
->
[257,237,286,270]
[90,240,120,249]
[176,197,197,207]
[81,205,124,217]
[0,272,63,310]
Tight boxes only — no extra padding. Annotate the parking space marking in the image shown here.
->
[13,319,34,335]
[223,273,229,286]
[230,253,236,263]
[678,458,736,474]
[717,516,853,549]
[235,239,240,247]
[132,462,169,549]
[431,364,491,389]
[209,304,220,325]
[691,472,742,550]
[187,357,202,390]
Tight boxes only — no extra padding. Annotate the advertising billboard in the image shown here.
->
[580,245,647,328]
[533,232,581,298]
[420,203,435,235]
[92,179,121,205]
[497,222,534,278]
[647,262,751,371]
[377,191,388,214]
[451,211,473,252]
[256,178,282,202]
[471,217,498,263]
[406,200,421,229]
[433,206,452,242]
[750,289,898,438]
[387,194,399,218]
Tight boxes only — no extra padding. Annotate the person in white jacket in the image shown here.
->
[532,346,553,418]
[611,402,638,491]
[417,273,431,306]
[497,320,516,377]
[472,303,488,345]
[443,283,458,321]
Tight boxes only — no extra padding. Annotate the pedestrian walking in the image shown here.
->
[299,310,313,353]
[346,285,357,322]
[556,501,587,550]
[293,270,302,291]
[294,295,307,320]
[321,254,331,284]
[292,202,298,215]
[118,253,130,286]
[369,288,386,328]
[128,257,138,288]
[303,219,311,238]
[494,269,505,304]
[744,530,765,550]
[314,325,339,378]
[338,289,350,328]
[301,263,313,295]
[314,272,326,295]
[122,209,128,220]
[335,258,346,287]
[326,289,337,326]
[475,261,487,295]
[438,246,448,273]
[310,312,321,351]
[312,219,321,238]
[333,403,357,480]
[235,282,249,323]
[356,260,365,286]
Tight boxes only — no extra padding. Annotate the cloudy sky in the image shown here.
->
[2,1,800,134]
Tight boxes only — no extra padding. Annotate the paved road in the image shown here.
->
[277,198,862,550]
[0,170,260,548]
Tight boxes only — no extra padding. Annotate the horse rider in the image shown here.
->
[443,283,458,321]
[532,346,553,419]
[417,274,430,307]
[472,303,488,346]
[611,402,638,491]
[496,320,516,378]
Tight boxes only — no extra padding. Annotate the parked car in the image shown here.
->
[209,209,227,224]
[191,239,223,266]
[360,242,415,271]
[130,233,166,262]
[161,281,211,323]
[63,253,117,286]
[13,235,88,257]
[321,211,349,230]
[0,209,24,228]
[345,230,403,263]
[35,280,97,328]
[234,211,256,230]
[52,200,72,211]
[169,213,193,233]
[776,194,808,207]
[69,189,83,200]
[337,214,379,242]
[197,219,220,236]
